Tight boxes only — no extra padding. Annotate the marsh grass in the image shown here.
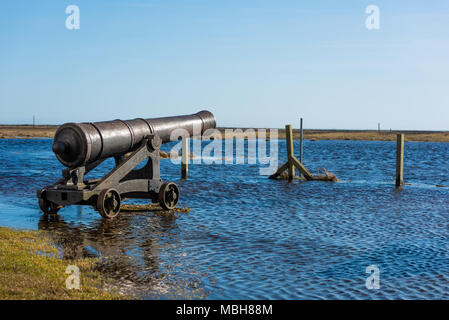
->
[277,168,338,182]
[0,227,123,300]
[1,125,448,142]
[313,168,339,182]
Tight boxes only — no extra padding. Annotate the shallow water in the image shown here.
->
[0,138,448,299]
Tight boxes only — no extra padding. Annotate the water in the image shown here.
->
[0,138,448,299]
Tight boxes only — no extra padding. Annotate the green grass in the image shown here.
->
[0,227,123,300]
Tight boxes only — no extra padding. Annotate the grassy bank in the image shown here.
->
[1,125,448,142]
[0,125,56,139]
[218,128,449,143]
[0,227,122,300]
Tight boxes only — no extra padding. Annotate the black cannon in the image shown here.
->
[37,110,216,218]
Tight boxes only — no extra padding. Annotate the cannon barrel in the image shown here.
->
[52,110,216,168]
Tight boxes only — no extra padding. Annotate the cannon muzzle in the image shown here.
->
[53,110,216,168]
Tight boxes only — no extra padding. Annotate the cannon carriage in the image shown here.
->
[37,110,216,218]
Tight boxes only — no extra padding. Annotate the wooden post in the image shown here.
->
[291,157,314,180]
[299,118,303,177]
[396,134,404,187]
[181,136,189,179]
[269,123,314,181]
[285,124,295,180]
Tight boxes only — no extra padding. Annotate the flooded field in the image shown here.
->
[0,138,448,299]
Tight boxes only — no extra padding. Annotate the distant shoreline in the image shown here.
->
[0,125,448,142]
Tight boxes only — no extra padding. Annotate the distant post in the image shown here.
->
[33,115,35,128]
[181,136,189,179]
[299,118,304,178]
[286,124,295,180]
[396,134,404,187]
[299,118,304,163]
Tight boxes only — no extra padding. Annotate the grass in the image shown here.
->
[0,227,123,300]
[219,128,449,143]
[1,125,448,142]
[275,167,339,182]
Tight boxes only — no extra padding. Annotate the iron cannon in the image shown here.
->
[37,110,216,218]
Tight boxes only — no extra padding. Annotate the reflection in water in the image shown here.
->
[38,210,211,299]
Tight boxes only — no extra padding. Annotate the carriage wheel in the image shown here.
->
[39,198,61,215]
[97,188,121,219]
[158,182,179,210]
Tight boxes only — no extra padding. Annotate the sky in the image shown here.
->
[0,0,448,130]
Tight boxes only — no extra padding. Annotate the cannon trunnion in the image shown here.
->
[37,110,216,218]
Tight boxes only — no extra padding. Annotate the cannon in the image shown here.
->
[37,110,216,218]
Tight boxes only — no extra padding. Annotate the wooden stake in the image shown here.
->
[291,157,314,180]
[299,118,303,164]
[269,123,315,181]
[396,134,404,187]
[181,136,189,179]
[269,162,288,179]
[285,124,295,180]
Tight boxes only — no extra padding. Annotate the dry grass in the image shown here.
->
[0,227,123,300]
[276,167,338,182]
[1,125,448,142]
[298,131,449,143]
[218,128,449,143]
[0,125,56,139]
[313,168,339,182]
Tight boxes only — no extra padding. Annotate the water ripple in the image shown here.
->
[0,139,448,299]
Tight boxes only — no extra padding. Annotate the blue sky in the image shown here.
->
[1,0,448,130]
